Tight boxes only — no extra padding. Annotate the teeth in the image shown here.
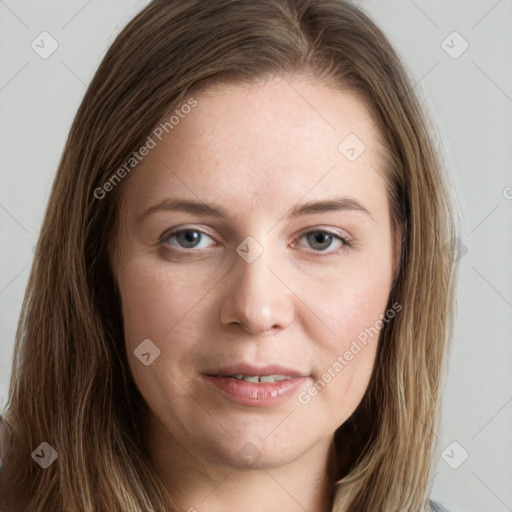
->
[229,374,292,383]
[260,375,289,382]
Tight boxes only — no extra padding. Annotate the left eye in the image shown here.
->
[295,230,347,253]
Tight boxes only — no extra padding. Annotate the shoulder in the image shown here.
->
[429,499,450,512]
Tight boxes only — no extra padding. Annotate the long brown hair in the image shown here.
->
[0,1,456,510]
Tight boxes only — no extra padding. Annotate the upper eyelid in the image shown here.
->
[161,226,215,240]
[296,227,350,241]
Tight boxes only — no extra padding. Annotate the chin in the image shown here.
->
[199,426,308,471]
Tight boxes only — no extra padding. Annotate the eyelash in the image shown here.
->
[159,227,352,255]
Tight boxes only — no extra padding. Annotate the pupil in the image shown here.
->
[308,232,331,250]
[178,231,200,248]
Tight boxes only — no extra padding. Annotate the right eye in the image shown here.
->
[160,227,216,250]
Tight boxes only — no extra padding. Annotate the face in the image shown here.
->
[113,75,399,473]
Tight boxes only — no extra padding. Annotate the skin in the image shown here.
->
[113,75,400,512]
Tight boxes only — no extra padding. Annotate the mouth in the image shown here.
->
[212,374,295,383]
[202,363,312,407]
[204,362,310,380]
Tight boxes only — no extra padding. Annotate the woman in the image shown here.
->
[0,0,456,510]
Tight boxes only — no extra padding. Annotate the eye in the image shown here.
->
[293,229,350,254]
[159,227,350,254]
[160,228,215,250]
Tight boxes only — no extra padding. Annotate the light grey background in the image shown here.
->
[1,1,511,510]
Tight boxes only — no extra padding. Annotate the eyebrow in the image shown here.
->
[141,196,373,221]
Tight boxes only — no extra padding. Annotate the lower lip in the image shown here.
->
[203,375,311,407]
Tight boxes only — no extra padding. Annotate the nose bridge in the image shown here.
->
[219,239,294,334]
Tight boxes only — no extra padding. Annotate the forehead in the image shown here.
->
[122,75,388,218]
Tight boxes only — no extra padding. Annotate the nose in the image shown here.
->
[219,245,295,335]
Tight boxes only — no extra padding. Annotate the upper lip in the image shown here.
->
[204,363,310,378]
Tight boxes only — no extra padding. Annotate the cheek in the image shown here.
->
[117,257,209,416]
[118,256,210,348]
[117,255,219,405]
[301,249,394,348]
[300,257,394,418]
[333,266,392,341]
